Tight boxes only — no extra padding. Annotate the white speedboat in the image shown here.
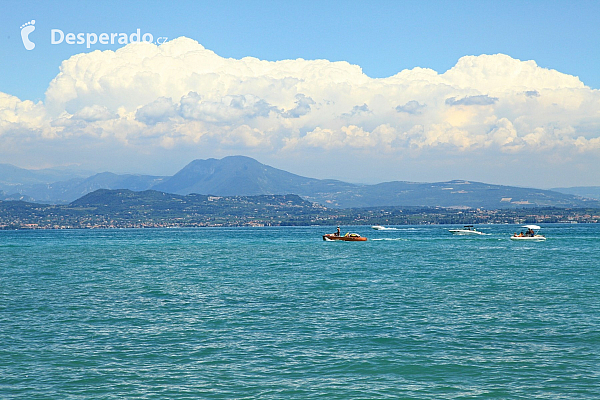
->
[510,225,546,241]
[449,225,486,235]
[371,225,399,231]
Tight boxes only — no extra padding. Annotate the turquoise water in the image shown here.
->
[1,224,599,399]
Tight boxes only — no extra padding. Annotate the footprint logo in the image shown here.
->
[20,20,36,50]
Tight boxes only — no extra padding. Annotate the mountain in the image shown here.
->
[0,163,97,202]
[0,163,92,188]
[2,157,598,209]
[551,186,600,201]
[2,171,166,204]
[70,188,187,209]
[70,189,313,210]
[25,172,166,203]
[0,190,36,202]
[151,156,599,209]
[309,180,599,209]
[3,189,599,230]
[0,164,49,187]
[152,155,356,196]
[66,189,320,227]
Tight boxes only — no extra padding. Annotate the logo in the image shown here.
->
[19,20,167,51]
[51,28,167,48]
[20,20,36,50]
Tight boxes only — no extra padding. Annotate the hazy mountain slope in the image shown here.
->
[150,156,599,208]
[71,189,185,208]
[152,155,357,196]
[24,173,167,203]
[2,157,598,208]
[0,163,92,188]
[551,186,600,201]
[319,180,594,208]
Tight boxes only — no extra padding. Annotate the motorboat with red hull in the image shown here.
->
[323,233,367,241]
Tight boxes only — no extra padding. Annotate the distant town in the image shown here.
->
[1,190,598,230]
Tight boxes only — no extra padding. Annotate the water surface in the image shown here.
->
[1,224,599,399]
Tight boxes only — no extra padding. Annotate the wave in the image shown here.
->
[371,226,400,231]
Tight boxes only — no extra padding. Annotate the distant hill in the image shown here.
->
[551,186,600,201]
[0,163,92,187]
[152,155,356,196]
[71,188,187,209]
[25,172,166,203]
[0,163,96,202]
[71,189,313,210]
[0,164,49,187]
[67,189,320,227]
[2,157,599,209]
[150,156,600,209]
[3,189,599,229]
[1,169,166,204]
[0,189,326,229]
[306,180,599,209]
[0,190,36,202]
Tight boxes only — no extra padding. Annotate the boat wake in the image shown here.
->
[371,226,400,231]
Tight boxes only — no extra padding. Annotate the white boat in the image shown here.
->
[371,225,399,231]
[449,225,486,235]
[510,225,546,241]
[372,225,386,230]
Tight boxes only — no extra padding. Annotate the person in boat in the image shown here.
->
[526,228,534,237]
[336,226,341,236]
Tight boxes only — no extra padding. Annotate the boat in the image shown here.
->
[323,233,367,241]
[510,225,546,241]
[371,225,398,230]
[448,225,486,235]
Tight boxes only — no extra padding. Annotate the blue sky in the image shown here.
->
[1,0,599,187]
[4,0,600,100]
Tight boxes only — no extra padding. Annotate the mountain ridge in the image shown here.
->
[551,186,600,201]
[2,188,599,230]
[2,156,599,209]
[153,155,358,197]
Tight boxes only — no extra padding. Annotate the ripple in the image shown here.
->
[1,225,599,399]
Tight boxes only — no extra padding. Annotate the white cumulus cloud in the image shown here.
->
[1,37,600,185]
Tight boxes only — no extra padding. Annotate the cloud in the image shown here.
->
[1,38,600,179]
[178,92,277,123]
[73,105,118,122]
[282,94,315,118]
[342,103,370,118]
[439,53,584,91]
[396,100,426,114]
[135,97,177,125]
[0,92,51,138]
[445,95,499,106]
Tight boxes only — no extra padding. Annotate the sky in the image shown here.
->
[1,0,599,188]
